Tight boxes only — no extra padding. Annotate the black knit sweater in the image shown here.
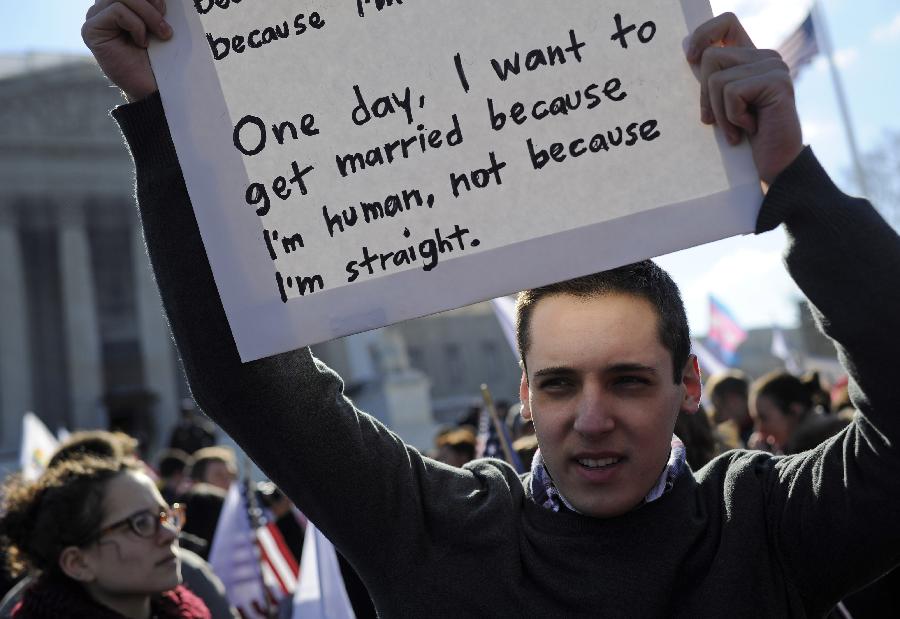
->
[114,93,900,618]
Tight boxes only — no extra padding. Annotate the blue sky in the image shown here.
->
[6,0,900,335]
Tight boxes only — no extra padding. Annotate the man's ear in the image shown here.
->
[519,370,532,421]
[680,355,702,414]
[59,546,96,583]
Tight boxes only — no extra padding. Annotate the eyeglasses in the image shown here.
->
[90,503,186,543]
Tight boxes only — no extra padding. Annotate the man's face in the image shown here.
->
[519,292,700,518]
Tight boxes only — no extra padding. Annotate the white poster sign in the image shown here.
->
[150,0,762,362]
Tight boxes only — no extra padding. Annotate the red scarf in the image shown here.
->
[13,572,210,619]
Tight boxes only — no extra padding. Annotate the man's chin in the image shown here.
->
[561,484,643,519]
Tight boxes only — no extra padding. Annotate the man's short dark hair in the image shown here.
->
[515,260,691,383]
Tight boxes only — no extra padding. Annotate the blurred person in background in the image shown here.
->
[187,447,236,492]
[156,449,193,505]
[830,376,854,416]
[705,371,753,448]
[513,434,539,467]
[168,400,216,455]
[176,484,225,560]
[433,427,477,468]
[802,370,832,414]
[507,403,535,441]
[0,457,209,619]
[674,404,725,470]
[750,371,850,455]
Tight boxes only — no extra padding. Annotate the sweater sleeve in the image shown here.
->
[112,94,522,592]
[755,147,900,609]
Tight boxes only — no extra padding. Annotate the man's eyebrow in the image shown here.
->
[532,366,576,379]
[606,363,657,374]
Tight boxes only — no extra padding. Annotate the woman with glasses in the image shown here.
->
[0,456,210,619]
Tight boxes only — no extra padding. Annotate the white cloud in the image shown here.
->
[801,119,839,141]
[812,47,860,73]
[872,13,900,42]
[663,243,802,336]
[833,47,859,68]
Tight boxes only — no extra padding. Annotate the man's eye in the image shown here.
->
[615,376,649,387]
[538,378,573,391]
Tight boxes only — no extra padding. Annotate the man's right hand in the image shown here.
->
[82,0,173,102]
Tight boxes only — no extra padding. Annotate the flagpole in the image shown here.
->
[243,455,276,618]
[480,384,518,468]
[810,1,869,196]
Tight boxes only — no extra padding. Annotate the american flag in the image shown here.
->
[258,520,300,597]
[209,483,300,618]
[777,13,820,79]
[706,296,747,368]
[475,404,525,473]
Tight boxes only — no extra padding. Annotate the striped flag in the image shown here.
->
[258,520,300,597]
[706,296,747,367]
[209,483,300,618]
[778,12,820,79]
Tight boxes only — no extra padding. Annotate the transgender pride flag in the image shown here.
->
[706,296,747,367]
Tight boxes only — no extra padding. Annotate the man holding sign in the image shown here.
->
[84,2,900,616]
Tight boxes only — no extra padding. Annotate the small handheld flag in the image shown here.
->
[292,521,356,619]
[20,412,59,481]
[707,296,747,368]
[477,385,525,473]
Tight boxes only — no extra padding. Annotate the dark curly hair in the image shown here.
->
[46,430,139,469]
[0,456,141,577]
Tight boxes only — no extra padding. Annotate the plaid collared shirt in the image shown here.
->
[530,435,687,514]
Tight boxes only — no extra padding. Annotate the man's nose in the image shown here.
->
[573,384,615,437]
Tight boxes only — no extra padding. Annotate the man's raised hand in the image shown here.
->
[82,0,172,102]
[686,13,804,187]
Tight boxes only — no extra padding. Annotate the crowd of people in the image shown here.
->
[1,358,895,617]
[0,414,375,618]
[1,2,898,617]
[0,424,233,618]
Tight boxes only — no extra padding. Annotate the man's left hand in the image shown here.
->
[687,13,804,187]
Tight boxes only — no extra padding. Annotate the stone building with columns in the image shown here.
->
[0,56,522,471]
[0,57,183,464]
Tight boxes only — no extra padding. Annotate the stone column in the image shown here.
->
[58,202,105,431]
[0,206,34,453]
[132,223,179,450]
